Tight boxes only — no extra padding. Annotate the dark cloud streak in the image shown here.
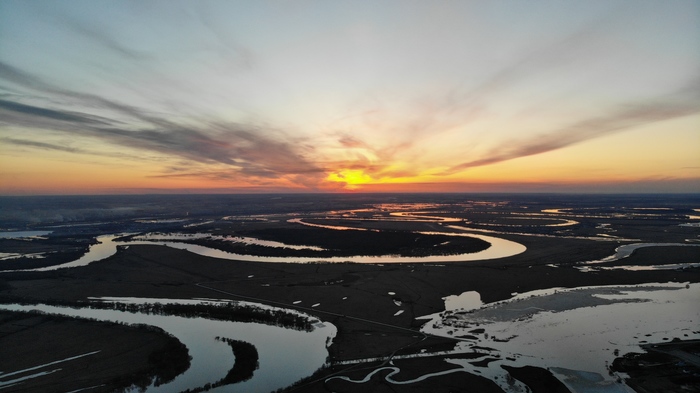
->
[0,63,323,182]
[0,61,179,129]
[1,137,83,154]
[0,136,165,162]
[0,99,112,125]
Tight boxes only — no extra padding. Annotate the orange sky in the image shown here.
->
[1,1,699,195]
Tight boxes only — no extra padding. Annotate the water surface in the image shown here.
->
[0,231,52,239]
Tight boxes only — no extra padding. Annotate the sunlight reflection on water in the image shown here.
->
[16,228,526,272]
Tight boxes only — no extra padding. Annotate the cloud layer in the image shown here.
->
[1,1,698,193]
[0,61,323,185]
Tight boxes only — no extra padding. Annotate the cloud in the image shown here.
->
[61,17,152,61]
[94,125,323,178]
[0,136,171,163]
[192,2,256,70]
[0,64,324,182]
[337,134,371,149]
[0,61,62,94]
[318,8,636,180]
[443,82,700,174]
[1,137,84,154]
[0,99,112,125]
[0,61,180,129]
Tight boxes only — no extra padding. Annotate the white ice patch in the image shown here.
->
[443,291,483,312]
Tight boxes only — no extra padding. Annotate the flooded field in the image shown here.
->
[420,283,699,392]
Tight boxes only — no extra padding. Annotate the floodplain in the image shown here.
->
[0,193,699,392]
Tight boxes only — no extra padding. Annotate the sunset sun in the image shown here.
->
[326,169,374,190]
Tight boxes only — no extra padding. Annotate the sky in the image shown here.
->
[1,0,699,195]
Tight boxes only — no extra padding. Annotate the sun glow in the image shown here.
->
[326,169,373,190]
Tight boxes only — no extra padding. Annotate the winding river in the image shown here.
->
[8,210,699,273]
[14,229,526,272]
[0,298,336,393]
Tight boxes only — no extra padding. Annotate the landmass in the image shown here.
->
[1,193,698,392]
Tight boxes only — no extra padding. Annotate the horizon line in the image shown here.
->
[2,190,699,198]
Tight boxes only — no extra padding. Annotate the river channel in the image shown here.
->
[16,229,526,272]
[0,298,336,393]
